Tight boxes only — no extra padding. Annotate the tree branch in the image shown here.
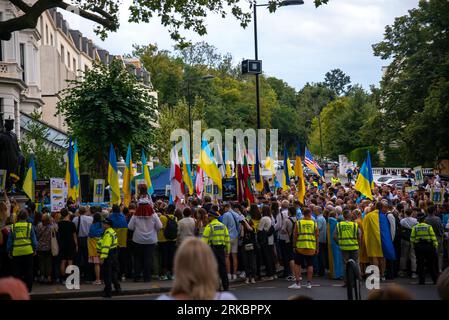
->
[56,2,116,30]
[9,0,31,13]
[0,0,116,41]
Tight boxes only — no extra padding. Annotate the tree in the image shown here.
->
[323,68,351,96]
[372,0,449,165]
[0,0,329,46]
[19,111,65,179]
[56,59,157,178]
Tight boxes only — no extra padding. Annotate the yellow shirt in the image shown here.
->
[158,214,176,243]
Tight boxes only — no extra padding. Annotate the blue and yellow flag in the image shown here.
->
[142,150,154,195]
[182,143,194,196]
[282,147,290,191]
[355,151,373,200]
[123,144,133,206]
[363,209,396,260]
[65,138,79,201]
[108,144,120,205]
[224,147,232,178]
[254,147,264,192]
[294,145,306,204]
[23,156,37,201]
[265,147,276,175]
[199,140,222,189]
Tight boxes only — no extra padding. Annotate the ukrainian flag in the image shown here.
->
[199,140,222,189]
[123,144,133,206]
[108,144,120,205]
[182,142,194,196]
[254,147,264,192]
[142,150,154,195]
[363,209,396,260]
[264,147,276,175]
[282,147,290,191]
[23,156,37,201]
[294,145,306,204]
[354,151,373,200]
[65,138,79,201]
[224,147,232,178]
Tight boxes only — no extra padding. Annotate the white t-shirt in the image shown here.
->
[157,292,237,300]
[72,215,93,237]
[258,216,274,245]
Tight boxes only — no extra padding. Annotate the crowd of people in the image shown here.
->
[0,170,449,300]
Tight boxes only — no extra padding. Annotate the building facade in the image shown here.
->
[0,2,157,143]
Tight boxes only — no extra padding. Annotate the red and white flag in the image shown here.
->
[195,166,204,199]
[170,147,184,204]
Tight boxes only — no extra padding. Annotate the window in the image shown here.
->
[0,12,3,61]
[67,52,70,68]
[45,24,48,44]
[50,34,53,46]
[73,58,76,72]
[0,98,3,115]
[60,45,64,63]
[19,43,25,81]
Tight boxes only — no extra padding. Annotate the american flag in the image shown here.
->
[304,147,323,177]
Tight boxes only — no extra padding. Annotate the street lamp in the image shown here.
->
[252,0,304,130]
[186,74,215,163]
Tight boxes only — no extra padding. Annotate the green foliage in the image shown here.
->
[372,0,449,165]
[308,87,377,160]
[56,59,157,178]
[348,146,379,167]
[323,68,351,96]
[19,111,65,179]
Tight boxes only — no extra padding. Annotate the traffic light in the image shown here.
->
[241,59,262,75]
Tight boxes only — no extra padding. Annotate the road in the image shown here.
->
[68,276,440,300]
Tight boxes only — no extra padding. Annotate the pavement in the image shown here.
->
[30,274,441,300]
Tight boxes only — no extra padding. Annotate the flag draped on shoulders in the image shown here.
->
[362,209,396,260]
[355,151,374,200]
[108,144,120,205]
[23,156,37,201]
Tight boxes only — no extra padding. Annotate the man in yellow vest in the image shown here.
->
[97,218,121,298]
[331,175,341,186]
[334,209,361,284]
[7,209,37,292]
[411,213,438,285]
[290,207,319,289]
[202,209,230,291]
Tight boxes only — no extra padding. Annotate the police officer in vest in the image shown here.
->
[411,213,438,285]
[290,208,319,289]
[7,209,37,292]
[98,218,122,298]
[201,209,231,291]
[334,209,361,284]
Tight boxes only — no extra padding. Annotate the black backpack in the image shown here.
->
[164,216,178,240]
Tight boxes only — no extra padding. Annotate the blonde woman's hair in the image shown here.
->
[171,237,218,300]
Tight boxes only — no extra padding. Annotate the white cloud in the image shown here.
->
[62,0,419,89]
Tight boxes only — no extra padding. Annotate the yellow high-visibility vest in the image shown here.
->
[296,219,317,250]
[337,221,359,251]
[11,221,33,257]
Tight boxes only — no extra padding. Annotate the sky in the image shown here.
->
[62,0,419,91]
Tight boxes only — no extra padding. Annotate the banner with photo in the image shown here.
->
[413,166,424,185]
[50,178,67,212]
[93,179,105,203]
[222,178,237,201]
[430,186,444,205]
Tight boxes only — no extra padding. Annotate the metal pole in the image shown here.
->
[187,80,192,165]
[254,2,261,130]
